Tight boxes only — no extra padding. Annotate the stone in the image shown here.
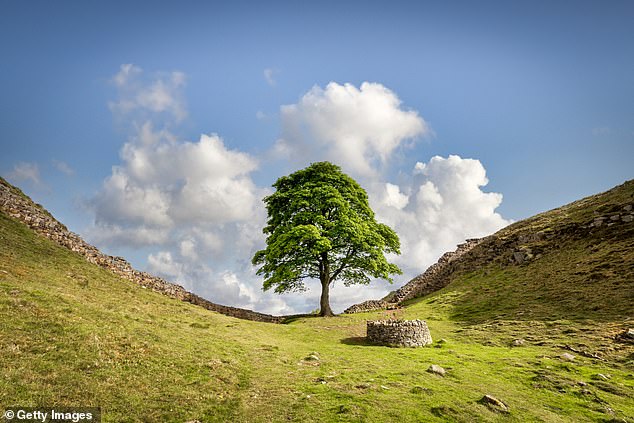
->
[511,339,525,347]
[625,204,633,212]
[478,395,509,413]
[610,214,621,221]
[304,352,320,361]
[344,300,389,314]
[513,251,525,264]
[427,364,446,376]
[561,353,575,362]
[622,215,633,223]
[366,320,432,347]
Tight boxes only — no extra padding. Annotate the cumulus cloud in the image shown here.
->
[373,155,510,273]
[276,82,429,177]
[90,125,281,311]
[89,65,287,314]
[92,129,262,244]
[109,64,187,123]
[7,162,41,186]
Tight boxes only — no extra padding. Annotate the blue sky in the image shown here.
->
[2,1,633,314]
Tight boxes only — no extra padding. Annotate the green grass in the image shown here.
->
[1,180,634,421]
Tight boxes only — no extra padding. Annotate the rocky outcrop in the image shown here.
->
[389,238,482,304]
[0,178,284,323]
[366,320,432,347]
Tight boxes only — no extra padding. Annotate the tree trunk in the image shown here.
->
[319,274,334,316]
[318,253,334,317]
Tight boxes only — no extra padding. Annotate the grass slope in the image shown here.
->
[437,180,634,323]
[1,182,633,422]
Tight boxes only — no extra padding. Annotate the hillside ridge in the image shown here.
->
[346,179,634,314]
[0,177,284,323]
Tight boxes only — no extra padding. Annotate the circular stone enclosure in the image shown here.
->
[366,320,432,347]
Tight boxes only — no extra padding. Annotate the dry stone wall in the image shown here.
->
[344,300,393,314]
[343,239,483,314]
[389,238,482,304]
[0,178,284,323]
[366,320,432,347]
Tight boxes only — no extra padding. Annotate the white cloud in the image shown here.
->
[277,82,429,177]
[382,183,409,210]
[7,162,41,186]
[373,155,510,273]
[92,129,262,244]
[86,223,170,248]
[89,65,282,316]
[92,92,272,310]
[109,64,187,122]
[112,63,142,87]
[52,159,75,176]
[263,68,277,86]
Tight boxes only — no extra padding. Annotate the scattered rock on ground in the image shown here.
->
[427,364,446,376]
[511,338,525,347]
[513,251,526,264]
[478,394,510,413]
[561,352,575,362]
[304,352,320,361]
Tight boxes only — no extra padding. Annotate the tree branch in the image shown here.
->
[330,247,356,282]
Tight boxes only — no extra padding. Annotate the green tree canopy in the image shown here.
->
[252,161,401,316]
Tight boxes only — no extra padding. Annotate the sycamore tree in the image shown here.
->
[252,161,401,316]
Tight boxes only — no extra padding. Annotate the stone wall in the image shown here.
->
[344,300,392,314]
[366,320,432,347]
[0,178,284,323]
[388,238,482,304]
[343,239,482,314]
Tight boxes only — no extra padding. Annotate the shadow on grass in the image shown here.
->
[279,314,319,324]
[340,336,372,346]
[280,313,350,324]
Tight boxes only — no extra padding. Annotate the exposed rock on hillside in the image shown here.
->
[0,178,284,323]
[346,180,634,313]
[389,238,482,304]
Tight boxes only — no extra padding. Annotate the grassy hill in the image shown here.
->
[1,181,633,422]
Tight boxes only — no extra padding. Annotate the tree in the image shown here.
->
[252,161,402,316]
